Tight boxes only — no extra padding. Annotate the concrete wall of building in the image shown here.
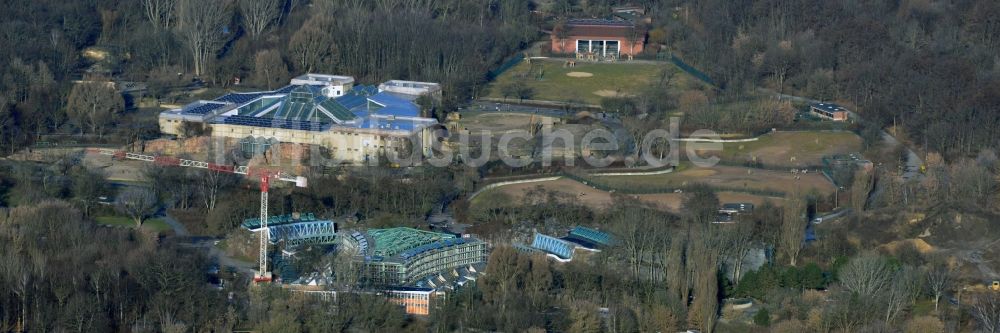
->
[379,80,443,101]
[160,117,183,136]
[205,123,438,163]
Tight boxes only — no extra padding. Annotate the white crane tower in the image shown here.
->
[86,148,307,283]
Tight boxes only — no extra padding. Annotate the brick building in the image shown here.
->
[551,19,646,59]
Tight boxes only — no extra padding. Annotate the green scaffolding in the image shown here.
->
[367,227,455,258]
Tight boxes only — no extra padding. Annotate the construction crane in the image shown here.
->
[86,148,307,283]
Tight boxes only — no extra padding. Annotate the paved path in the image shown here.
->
[160,209,257,277]
[178,238,258,277]
[881,131,924,181]
[160,209,190,236]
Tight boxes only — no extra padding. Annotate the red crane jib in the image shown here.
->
[207,163,236,173]
[154,156,181,166]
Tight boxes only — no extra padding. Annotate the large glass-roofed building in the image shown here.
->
[340,227,488,287]
[158,73,443,163]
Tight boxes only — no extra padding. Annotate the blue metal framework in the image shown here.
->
[242,213,337,246]
[513,242,542,254]
[569,226,613,246]
[268,220,337,246]
[531,233,574,259]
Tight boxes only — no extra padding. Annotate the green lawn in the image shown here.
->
[486,59,676,105]
[95,216,173,233]
[717,131,864,166]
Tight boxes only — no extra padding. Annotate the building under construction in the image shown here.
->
[340,227,488,286]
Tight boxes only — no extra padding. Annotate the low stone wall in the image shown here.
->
[588,166,675,177]
[672,137,760,143]
[468,176,563,200]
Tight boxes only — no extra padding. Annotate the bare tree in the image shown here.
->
[883,265,920,324]
[779,195,806,266]
[481,246,528,322]
[553,18,569,52]
[971,293,1000,333]
[237,0,280,39]
[686,227,719,332]
[1,254,32,332]
[332,243,361,291]
[176,0,232,76]
[115,187,159,228]
[141,0,176,30]
[198,170,238,211]
[722,219,756,284]
[253,49,288,90]
[288,17,336,72]
[838,252,894,296]
[924,258,954,312]
[66,82,124,136]
[611,207,659,280]
[850,168,874,212]
[665,233,690,308]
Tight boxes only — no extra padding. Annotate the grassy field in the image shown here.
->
[486,59,676,105]
[456,112,557,133]
[479,177,786,213]
[584,162,835,196]
[95,216,173,233]
[716,131,864,167]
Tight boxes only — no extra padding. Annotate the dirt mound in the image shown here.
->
[881,238,935,254]
[566,71,594,78]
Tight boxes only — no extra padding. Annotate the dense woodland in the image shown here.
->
[1,0,1000,332]
[0,0,536,151]
[648,0,1000,156]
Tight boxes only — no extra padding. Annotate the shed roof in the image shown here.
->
[811,103,848,113]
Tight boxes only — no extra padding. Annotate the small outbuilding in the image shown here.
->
[810,103,849,121]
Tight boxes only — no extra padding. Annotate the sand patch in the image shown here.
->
[593,89,621,97]
[566,72,594,78]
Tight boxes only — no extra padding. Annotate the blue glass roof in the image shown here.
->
[569,226,613,246]
[335,94,368,110]
[531,233,574,259]
[352,84,379,96]
[222,115,329,131]
[375,104,421,118]
[214,85,299,103]
[370,92,416,108]
[182,102,226,115]
[216,92,266,104]
[198,82,436,134]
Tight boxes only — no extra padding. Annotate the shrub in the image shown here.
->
[753,308,771,327]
